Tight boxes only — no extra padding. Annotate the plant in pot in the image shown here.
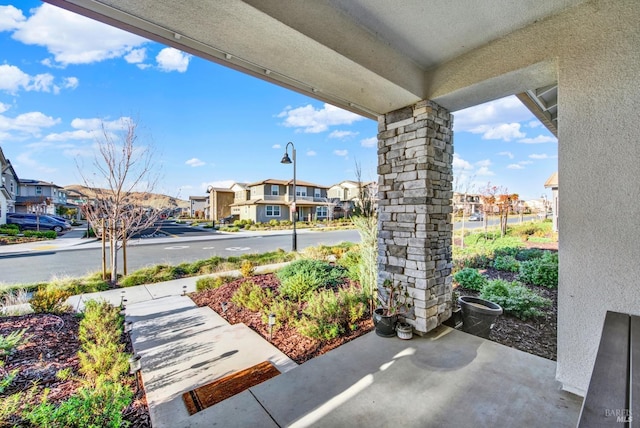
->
[373,279,411,338]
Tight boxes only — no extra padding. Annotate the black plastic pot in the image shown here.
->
[458,296,503,339]
[373,308,398,337]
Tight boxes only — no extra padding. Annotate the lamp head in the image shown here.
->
[280,153,292,164]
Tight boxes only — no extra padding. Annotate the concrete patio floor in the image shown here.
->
[127,293,582,427]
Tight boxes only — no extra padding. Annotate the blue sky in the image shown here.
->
[0,1,557,201]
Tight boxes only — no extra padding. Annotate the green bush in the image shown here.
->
[262,297,298,326]
[240,260,255,277]
[25,380,132,428]
[277,259,346,302]
[493,255,520,272]
[453,268,488,291]
[336,250,362,282]
[268,219,279,227]
[1,223,19,230]
[479,279,551,320]
[0,328,27,358]
[0,227,19,236]
[231,281,274,312]
[23,230,57,239]
[195,275,235,291]
[515,248,545,261]
[518,251,558,288]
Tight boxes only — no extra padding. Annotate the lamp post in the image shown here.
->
[281,142,297,251]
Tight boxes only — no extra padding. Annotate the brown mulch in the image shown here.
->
[190,274,374,365]
[0,313,150,427]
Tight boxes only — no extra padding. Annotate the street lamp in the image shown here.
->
[281,142,297,251]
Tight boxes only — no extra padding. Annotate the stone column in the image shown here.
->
[377,100,454,334]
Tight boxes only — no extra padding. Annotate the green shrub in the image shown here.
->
[268,219,279,227]
[25,380,132,428]
[492,247,520,258]
[1,223,19,230]
[0,369,18,394]
[220,226,240,232]
[336,250,362,282]
[277,259,346,302]
[515,248,545,261]
[493,255,520,272]
[296,286,367,340]
[518,251,558,288]
[262,297,298,326]
[453,268,488,291]
[479,279,551,320]
[195,275,235,291]
[231,281,273,312]
[0,227,18,236]
[30,287,72,314]
[22,230,57,239]
[0,328,27,358]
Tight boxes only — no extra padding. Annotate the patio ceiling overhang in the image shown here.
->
[42,0,579,135]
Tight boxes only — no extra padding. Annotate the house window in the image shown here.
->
[266,205,281,217]
[296,186,307,197]
[314,188,321,198]
[316,206,328,217]
[271,185,279,196]
[35,186,42,195]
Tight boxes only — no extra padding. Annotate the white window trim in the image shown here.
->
[314,188,321,198]
[296,186,307,197]
[271,185,279,196]
[266,205,281,217]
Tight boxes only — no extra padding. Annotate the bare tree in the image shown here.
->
[322,197,338,221]
[78,118,161,283]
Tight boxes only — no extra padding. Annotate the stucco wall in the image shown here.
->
[556,0,640,394]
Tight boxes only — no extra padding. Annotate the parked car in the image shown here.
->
[219,215,237,225]
[6,213,72,233]
[47,214,72,225]
[468,212,484,221]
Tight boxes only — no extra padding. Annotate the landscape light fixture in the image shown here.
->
[268,313,276,341]
[280,142,297,251]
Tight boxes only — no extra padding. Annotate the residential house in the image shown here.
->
[231,179,329,223]
[0,147,19,224]
[16,179,67,216]
[189,195,208,218]
[544,172,558,232]
[205,186,235,222]
[452,192,482,216]
[328,180,377,217]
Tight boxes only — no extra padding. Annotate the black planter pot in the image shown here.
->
[373,308,398,337]
[458,296,503,339]
[443,306,463,329]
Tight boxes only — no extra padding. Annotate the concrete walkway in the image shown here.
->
[64,268,582,427]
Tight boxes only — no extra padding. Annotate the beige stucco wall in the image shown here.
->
[555,1,640,394]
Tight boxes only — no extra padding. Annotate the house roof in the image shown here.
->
[208,187,234,193]
[189,195,208,201]
[19,179,63,189]
[544,172,558,189]
[247,178,329,188]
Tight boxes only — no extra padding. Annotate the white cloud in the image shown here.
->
[44,116,134,142]
[470,123,525,141]
[329,130,358,139]
[0,111,60,136]
[453,96,533,132]
[453,153,473,171]
[272,144,281,149]
[125,48,146,64]
[45,129,99,142]
[518,135,557,144]
[507,164,524,170]
[15,151,56,174]
[0,5,25,32]
[11,4,148,66]
[360,137,376,148]
[306,150,317,156]
[528,121,541,128]
[278,103,364,133]
[529,153,550,159]
[475,159,491,168]
[333,149,348,157]
[0,102,9,114]
[498,151,514,159]
[156,48,190,72]
[185,157,205,167]
[0,64,77,95]
[476,166,495,176]
[519,160,533,165]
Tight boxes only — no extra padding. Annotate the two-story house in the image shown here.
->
[16,179,67,215]
[205,186,235,222]
[188,195,208,218]
[452,192,482,216]
[0,147,19,224]
[328,180,377,218]
[231,179,330,223]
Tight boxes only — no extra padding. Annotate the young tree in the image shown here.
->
[78,118,161,283]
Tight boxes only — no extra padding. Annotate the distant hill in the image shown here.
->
[64,184,189,209]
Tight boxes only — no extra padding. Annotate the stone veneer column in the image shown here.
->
[377,100,454,334]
